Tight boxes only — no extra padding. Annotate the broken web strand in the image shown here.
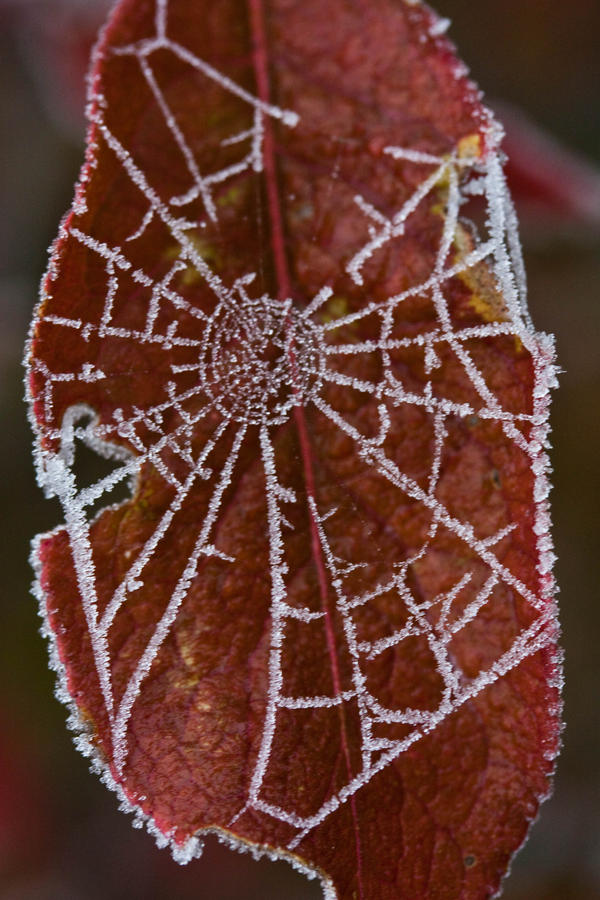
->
[26,0,560,886]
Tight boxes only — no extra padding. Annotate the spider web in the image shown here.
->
[28,0,558,861]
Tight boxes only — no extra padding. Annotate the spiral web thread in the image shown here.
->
[29,0,558,860]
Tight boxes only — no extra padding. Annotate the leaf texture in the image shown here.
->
[26,0,561,897]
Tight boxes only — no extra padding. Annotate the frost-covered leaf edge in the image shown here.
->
[22,0,563,895]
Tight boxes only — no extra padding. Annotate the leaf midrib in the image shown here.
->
[246,0,365,894]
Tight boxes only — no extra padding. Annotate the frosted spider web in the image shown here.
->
[28,0,558,865]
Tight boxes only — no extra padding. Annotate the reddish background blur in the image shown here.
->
[0,1,599,897]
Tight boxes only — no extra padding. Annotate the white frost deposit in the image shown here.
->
[25,0,559,894]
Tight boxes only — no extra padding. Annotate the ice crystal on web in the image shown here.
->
[26,0,559,888]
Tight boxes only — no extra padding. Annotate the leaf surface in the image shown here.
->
[26,1,561,897]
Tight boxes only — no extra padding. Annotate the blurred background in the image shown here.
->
[0,0,598,897]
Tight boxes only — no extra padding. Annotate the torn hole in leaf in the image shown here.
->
[59,405,138,518]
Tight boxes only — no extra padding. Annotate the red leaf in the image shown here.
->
[26,1,561,897]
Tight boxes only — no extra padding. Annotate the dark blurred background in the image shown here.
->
[0,1,599,898]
